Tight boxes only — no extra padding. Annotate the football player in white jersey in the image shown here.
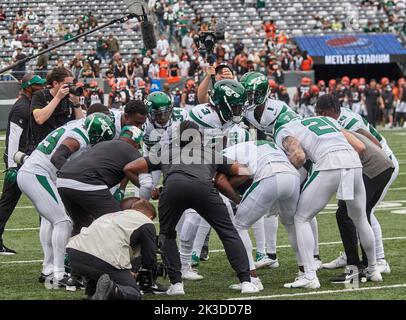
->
[109,100,148,138]
[240,71,320,267]
[142,91,188,193]
[316,99,398,274]
[17,113,115,287]
[273,110,381,288]
[180,80,249,279]
[223,140,302,291]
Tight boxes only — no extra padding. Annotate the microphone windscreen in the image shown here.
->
[141,20,157,50]
[215,18,227,34]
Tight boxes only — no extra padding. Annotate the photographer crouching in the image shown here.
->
[66,199,162,300]
[30,67,85,146]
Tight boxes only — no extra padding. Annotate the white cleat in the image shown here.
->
[254,256,273,269]
[314,258,323,271]
[181,267,204,281]
[284,276,321,289]
[376,259,391,274]
[229,277,264,291]
[322,252,347,269]
[166,282,185,295]
[241,281,260,294]
[366,270,383,282]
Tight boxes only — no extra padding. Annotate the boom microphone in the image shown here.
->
[124,0,157,50]
[141,19,157,50]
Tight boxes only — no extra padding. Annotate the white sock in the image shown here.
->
[39,218,54,275]
[252,217,266,254]
[310,217,320,256]
[179,210,200,269]
[264,215,278,254]
[236,228,256,271]
[294,216,317,280]
[370,213,385,260]
[52,220,72,279]
[192,219,210,257]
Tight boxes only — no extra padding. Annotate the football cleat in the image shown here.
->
[191,251,200,267]
[91,274,115,300]
[200,245,209,261]
[241,281,260,294]
[140,282,168,295]
[366,270,383,282]
[166,282,185,295]
[38,273,53,284]
[229,277,264,291]
[314,258,323,271]
[284,276,320,289]
[0,244,17,256]
[63,275,86,292]
[181,267,204,281]
[254,252,273,269]
[321,252,347,269]
[376,259,391,274]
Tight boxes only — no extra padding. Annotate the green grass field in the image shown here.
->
[0,130,405,300]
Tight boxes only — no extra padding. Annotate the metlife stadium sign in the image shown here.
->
[325,54,390,65]
[294,34,406,65]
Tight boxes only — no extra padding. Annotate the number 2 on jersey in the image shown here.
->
[37,128,66,155]
[302,117,340,136]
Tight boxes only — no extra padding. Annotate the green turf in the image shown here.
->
[0,130,405,300]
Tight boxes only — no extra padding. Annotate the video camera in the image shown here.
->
[136,241,168,294]
[193,19,226,65]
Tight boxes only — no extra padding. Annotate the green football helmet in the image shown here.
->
[209,79,247,124]
[240,71,270,110]
[273,111,301,134]
[145,91,173,127]
[120,125,144,145]
[84,112,116,145]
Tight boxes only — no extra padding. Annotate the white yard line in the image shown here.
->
[228,284,406,300]
[208,236,406,253]
[2,237,406,265]
[0,260,42,264]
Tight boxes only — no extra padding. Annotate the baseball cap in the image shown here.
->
[120,125,144,144]
[215,63,234,75]
[21,74,46,89]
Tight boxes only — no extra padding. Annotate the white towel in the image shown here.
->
[336,168,355,200]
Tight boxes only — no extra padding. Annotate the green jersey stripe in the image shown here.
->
[36,175,59,204]
[72,127,90,145]
[189,111,214,128]
[344,118,358,130]
[301,170,320,192]
[242,180,260,202]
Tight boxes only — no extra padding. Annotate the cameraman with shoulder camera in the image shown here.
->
[66,199,159,300]
[30,67,85,146]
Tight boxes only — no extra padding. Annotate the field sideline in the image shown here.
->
[0,130,405,300]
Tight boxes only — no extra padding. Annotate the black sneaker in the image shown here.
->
[141,282,168,295]
[200,245,210,261]
[0,244,17,256]
[91,274,114,300]
[330,266,366,284]
[52,274,71,289]
[63,275,86,292]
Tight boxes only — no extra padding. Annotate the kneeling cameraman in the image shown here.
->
[66,199,158,300]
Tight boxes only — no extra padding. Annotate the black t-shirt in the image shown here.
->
[3,94,34,167]
[364,88,380,109]
[30,89,76,146]
[58,139,141,187]
[145,144,233,184]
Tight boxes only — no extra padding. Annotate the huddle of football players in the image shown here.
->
[6,68,399,297]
